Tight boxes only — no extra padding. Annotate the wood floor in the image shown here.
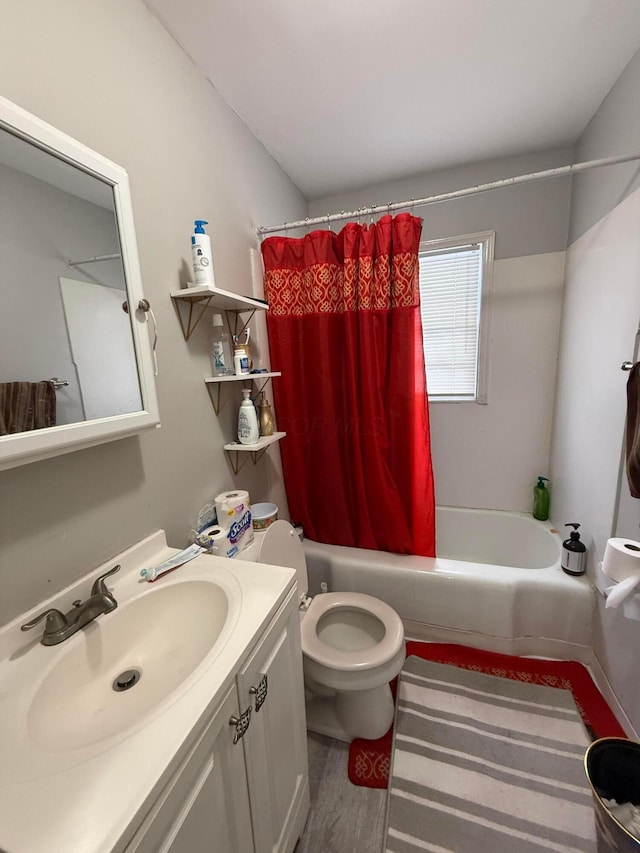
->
[295,733,387,853]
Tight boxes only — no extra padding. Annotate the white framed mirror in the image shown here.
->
[0,95,160,470]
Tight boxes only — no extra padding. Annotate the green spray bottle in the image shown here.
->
[533,477,550,521]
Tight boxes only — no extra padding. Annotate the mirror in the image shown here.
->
[0,96,159,470]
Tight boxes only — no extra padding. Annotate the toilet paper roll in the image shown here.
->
[195,524,227,555]
[215,490,250,529]
[602,538,640,609]
[606,575,640,609]
[602,538,640,583]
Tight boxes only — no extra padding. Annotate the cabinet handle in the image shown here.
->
[229,706,252,744]
[249,674,268,713]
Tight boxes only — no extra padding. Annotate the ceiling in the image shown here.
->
[144,0,640,199]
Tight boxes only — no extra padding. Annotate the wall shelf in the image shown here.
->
[204,372,282,414]
[223,432,286,475]
[170,285,268,341]
[171,283,283,474]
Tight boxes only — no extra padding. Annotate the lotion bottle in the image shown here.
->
[561,523,586,576]
[191,220,215,287]
[258,393,275,436]
[238,389,259,445]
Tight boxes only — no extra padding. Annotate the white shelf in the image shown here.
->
[170,285,268,340]
[204,372,281,384]
[223,432,286,475]
[170,285,268,312]
[224,432,286,453]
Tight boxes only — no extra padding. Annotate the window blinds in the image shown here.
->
[418,243,482,399]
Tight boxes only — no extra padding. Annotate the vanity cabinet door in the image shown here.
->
[125,685,254,853]
[237,591,310,853]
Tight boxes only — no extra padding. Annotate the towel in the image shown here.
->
[626,362,640,498]
[0,381,57,435]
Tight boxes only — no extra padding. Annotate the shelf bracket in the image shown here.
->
[251,378,272,399]
[226,309,256,340]
[173,295,215,341]
[225,447,265,475]
[206,382,224,415]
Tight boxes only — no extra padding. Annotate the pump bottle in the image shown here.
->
[238,389,259,445]
[533,476,550,521]
[258,394,275,436]
[561,523,586,576]
[191,220,215,287]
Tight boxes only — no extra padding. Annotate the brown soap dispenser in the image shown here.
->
[258,394,275,436]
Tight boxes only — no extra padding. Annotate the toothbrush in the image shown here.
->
[140,543,205,582]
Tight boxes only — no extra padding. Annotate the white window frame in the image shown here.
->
[418,230,495,404]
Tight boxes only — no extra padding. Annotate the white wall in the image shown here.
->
[431,252,564,511]
[310,151,572,511]
[0,0,306,627]
[550,47,640,731]
[309,148,573,259]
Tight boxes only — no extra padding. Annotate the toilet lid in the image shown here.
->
[247,520,308,595]
[301,591,404,671]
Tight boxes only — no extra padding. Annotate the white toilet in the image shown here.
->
[242,520,405,742]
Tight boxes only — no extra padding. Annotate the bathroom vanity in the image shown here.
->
[0,532,309,852]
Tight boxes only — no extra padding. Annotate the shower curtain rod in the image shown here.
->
[256,151,640,236]
[67,253,121,266]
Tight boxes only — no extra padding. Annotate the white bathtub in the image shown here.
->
[303,506,595,659]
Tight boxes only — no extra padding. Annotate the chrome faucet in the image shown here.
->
[21,565,120,646]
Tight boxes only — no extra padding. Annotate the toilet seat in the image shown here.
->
[301,591,404,671]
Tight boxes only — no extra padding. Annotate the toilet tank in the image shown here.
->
[241,520,308,597]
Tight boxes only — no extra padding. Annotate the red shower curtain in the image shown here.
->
[261,213,435,556]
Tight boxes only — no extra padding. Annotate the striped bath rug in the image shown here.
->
[384,656,597,852]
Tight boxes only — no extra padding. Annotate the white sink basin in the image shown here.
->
[28,580,230,752]
[0,532,300,853]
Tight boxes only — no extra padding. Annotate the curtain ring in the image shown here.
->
[326,214,333,233]
[370,204,376,225]
[304,216,310,234]
[387,202,392,218]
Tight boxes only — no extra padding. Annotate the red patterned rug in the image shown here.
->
[347,641,626,789]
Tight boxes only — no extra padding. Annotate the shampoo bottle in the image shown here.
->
[210,314,233,376]
[533,476,550,521]
[238,389,259,445]
[561,523,586,576]
[191,220,215,287]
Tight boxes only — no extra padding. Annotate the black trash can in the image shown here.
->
[585,737,640,853]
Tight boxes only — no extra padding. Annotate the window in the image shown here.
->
[418,231,494,403]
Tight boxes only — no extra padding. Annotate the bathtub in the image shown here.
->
[303,506,595,660]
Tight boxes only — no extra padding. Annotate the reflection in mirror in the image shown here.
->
[0,125,142,435]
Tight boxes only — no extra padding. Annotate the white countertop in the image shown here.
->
[0,531,295,853]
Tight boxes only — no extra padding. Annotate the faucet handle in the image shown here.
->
[21,608,68,634]
[91,564,120,596]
